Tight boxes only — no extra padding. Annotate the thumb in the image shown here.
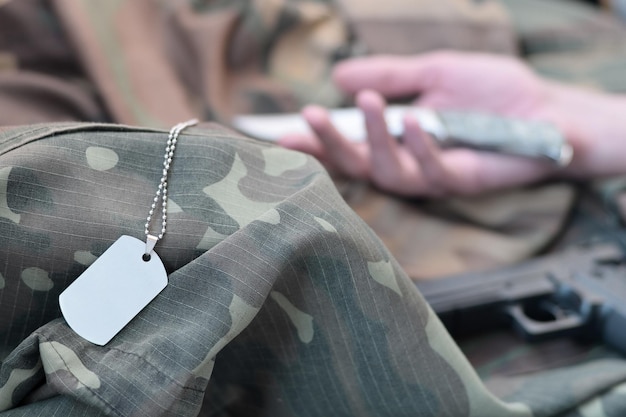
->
[332,53,448,98]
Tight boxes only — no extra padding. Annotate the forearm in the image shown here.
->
[544,81,626,178]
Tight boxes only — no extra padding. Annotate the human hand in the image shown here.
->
[278,51,577,197]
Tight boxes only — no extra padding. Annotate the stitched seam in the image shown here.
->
[41,335,122,417]
[36,331,206,393]
[36,332,205,417]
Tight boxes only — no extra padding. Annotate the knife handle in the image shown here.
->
[406,107,573,166]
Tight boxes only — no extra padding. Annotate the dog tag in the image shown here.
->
[59,235,168,345]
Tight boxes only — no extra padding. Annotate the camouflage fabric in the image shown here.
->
[336,0,517,56]
[498,0,626,92]
[1,1,626,416]
[0,0,579,279]
[3,0,626,125]
[334,178,575,278]
[0,122,624,417]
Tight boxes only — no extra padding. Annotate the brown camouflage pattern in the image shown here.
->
[499,0,626,93]
[1,0,626,415]
[0,0,582,279]
[337,0,517,56]
[335,178,575,278]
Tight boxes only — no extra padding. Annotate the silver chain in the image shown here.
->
[144,119,198,248]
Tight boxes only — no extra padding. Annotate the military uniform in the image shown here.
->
[2,0,626,416]
[0,123,625,416]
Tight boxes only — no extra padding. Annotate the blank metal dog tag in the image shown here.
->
[59,235,168,346]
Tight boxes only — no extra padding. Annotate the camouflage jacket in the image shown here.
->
[2,1,626,416]
[0,123,625,417]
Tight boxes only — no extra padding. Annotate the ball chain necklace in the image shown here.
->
[60,119,198,346]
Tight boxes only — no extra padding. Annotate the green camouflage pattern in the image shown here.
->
[334,178,575,278]
[0,123,620,416]
[1,0,626,415]
[0,123,625,416]
[498,0,626,93]
[0,123,521,415]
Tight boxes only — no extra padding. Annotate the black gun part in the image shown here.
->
[416,242,626,353]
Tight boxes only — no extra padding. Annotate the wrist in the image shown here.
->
[542,80,626,178]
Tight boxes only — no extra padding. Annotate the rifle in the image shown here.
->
[415,241,626,352]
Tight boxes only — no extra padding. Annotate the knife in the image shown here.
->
[232,105,573,166]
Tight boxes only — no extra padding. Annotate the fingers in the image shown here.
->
[356,91,406,190]
[403,115,485,196]
[301,105,370,179]
[402,115,457,196]
[277,133,326,159]
[289,95,463,196]
[404,114,557,195]
[283,94,418,194]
